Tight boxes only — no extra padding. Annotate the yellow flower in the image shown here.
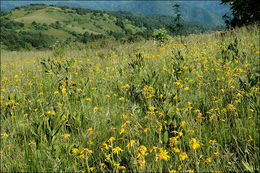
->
[61,87,67,95]
[126,140,136,148]
[28,141,36,146]
[144,128,149,133]
[1,133,8,137]
[120,128,125,134]
[100,163,107,168]
[137,145,147,158]
[169,169,177,173]
[105,154,111,161]
[61,133,70,139]
[156,148,171,161]
[114,163,120,168]
[180,121,186,127]
[179,152,188,161]
[86,98,92,102]
[119,97,125,101]
[119,166,126,170]
[102,142,109,150]
[209,140,217,145]
[81,148,93,155]
[184,86,189,90]
[205,157,212,164]
[72,148,79,153]
[78,154,84,158]
[150,146,158,153]
[87,128,93,134]
[171,147,180,153]
[108,136,116,142]
[112,146,123,154]
[89,167,95,171]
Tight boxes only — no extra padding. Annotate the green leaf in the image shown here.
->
[163,131,168,143]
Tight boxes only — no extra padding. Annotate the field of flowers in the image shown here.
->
[1,25,259,172]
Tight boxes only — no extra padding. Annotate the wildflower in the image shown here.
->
[108,136,115,142]
[179,152,188,161]
[137,145,147,158]
[120,128,125,134]
[93,106,98,111]
[90,167,95,171]
[105,154,111,161]
[205,157,212,164]
[54,90,59,95]
[114,163,120,168]
[1,133,8,137]
[81,148,93,155]
[28,141,36,146]
[121,120,130,128]
[112,147,123,154]
[249,109,254,112]
[171,147,180,153]
[126,139,136,148]
[119,166,126,170]
[122,84,130,89]
[169,137,179,146]
[61,87,67,96]
[227,104,236,111]
[169,169,177,173]
[150,146,158,153]
[100,163,107,168]
[24,113,29,117]
[248,135,252,142]
[137,160,145,168]
[102,142,109,150]
[209,140,217,145]
[72,148,79,153]
[87,128,93,134]
[86,98,91,102]
[61,133,70,139]
[184,86,189,90]
[189,138,200,150]
[144,128,149,133]
[156,148,171,161]
[122,114,127,118]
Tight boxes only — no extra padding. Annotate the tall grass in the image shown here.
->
[1,24,259,172]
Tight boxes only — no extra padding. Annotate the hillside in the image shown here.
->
[1,1,231,25]
[0,4,220,50]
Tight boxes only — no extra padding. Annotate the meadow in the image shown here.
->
[0,24,259,172]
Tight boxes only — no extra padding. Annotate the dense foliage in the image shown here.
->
[222,0,260,27]
[0,4,223,51]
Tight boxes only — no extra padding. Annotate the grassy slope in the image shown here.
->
[1,25,259,172]
[6,5,144,39]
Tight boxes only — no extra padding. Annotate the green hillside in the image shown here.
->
[0,4,221,50]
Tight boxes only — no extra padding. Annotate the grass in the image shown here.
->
[0,24,259,172]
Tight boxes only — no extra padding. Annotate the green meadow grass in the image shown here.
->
[0,25,259,172]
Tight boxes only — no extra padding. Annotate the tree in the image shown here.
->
[222,0,260,27]
[169,4,184,35]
